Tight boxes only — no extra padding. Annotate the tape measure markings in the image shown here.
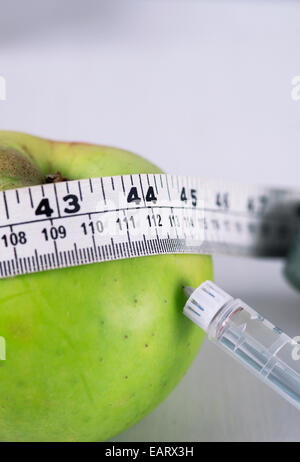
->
[0,174,300,279]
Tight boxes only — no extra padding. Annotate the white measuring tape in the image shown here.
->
[0,174,300,278]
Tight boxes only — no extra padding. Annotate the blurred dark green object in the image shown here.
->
[285,231,300,291]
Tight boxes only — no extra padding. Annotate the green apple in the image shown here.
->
[0,131,213,442]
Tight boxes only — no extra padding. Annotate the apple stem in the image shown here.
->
[45,171,69,183]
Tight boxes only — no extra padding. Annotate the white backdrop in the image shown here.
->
[1,0,300,441]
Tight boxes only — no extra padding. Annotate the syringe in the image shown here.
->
[183,281,300,411]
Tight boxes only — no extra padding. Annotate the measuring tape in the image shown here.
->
[0,174,300,279]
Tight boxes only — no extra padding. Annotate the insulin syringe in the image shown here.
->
[183,281,300,411]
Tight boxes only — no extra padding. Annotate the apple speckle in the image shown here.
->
[124,335,128,339]
[145,344,148,348]
[164,299,167,303]
[125,376,128,379]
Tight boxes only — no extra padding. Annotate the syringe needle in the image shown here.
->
[183,286,194,298]
[183,281,300,411]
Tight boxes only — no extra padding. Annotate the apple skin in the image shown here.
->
[0,132,213,441]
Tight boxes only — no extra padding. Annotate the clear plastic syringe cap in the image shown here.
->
[183,280,233,332]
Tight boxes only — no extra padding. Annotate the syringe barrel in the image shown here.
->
[208,299,300,410]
